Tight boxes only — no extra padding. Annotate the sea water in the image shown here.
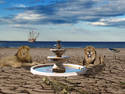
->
[0,41,125,48]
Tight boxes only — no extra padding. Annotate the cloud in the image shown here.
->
[2,0,125,27]
[90,22,107,26]
[0,11,46,25]
[15,11,46,21]
[12,24,38,30]
[14,4,27,8]
[90,17,125,27]
[0,0,4,4]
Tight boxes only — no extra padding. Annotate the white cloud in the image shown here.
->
[90,17,125,26]
[90,22,107,26]
[100,17,125,22]
[15,11,46,21]
[15,4,26,8]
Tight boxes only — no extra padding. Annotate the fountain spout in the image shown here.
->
[56,40,61,49]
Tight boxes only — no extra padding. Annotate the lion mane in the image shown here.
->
[0,46,37,67]
[15,46,32,63]
[83,46,104,67]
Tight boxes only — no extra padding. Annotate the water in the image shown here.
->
[35,65,81,73]
[0,41,125,48]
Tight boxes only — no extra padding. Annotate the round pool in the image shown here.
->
[30,64,87,77]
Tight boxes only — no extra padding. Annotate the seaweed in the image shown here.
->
[42,77,89,94]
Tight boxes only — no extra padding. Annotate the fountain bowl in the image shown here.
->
[50,49,65,57]
[47,56,69,62]
[30,64,87,77]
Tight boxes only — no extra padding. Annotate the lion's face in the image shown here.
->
[16,46,32,62]
[84,46,96,64]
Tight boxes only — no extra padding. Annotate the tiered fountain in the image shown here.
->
[48,40,68,73]
[31,40,87,76]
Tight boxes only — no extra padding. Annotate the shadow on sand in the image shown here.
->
[82,64,105,77]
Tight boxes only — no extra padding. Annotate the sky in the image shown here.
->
[0,0,125,41]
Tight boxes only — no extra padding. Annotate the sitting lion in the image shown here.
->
[0,46,38,67]
[83,46,104,68]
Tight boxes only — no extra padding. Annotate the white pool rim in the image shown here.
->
[30,63,87,77]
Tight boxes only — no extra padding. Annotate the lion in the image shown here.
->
[0,46,38,67]
[83,46,104,68]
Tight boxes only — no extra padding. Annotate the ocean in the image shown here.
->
[0,41,125,48]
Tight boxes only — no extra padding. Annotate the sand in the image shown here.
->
[0,48,125,94]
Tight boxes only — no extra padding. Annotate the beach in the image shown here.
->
[0,48,125,94]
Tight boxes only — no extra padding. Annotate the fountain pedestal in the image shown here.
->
[48,55,69,73]
[53,63,65,73]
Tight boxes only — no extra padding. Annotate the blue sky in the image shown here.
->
[0,0,125,41]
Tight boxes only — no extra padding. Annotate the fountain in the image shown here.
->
[30,40,87,76]
[48,40,68,73]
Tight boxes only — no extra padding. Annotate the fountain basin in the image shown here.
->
[30,64,87,77]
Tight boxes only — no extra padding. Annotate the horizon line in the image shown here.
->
[0,40,125,42]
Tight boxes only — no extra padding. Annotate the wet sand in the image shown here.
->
[0,48,125,94]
